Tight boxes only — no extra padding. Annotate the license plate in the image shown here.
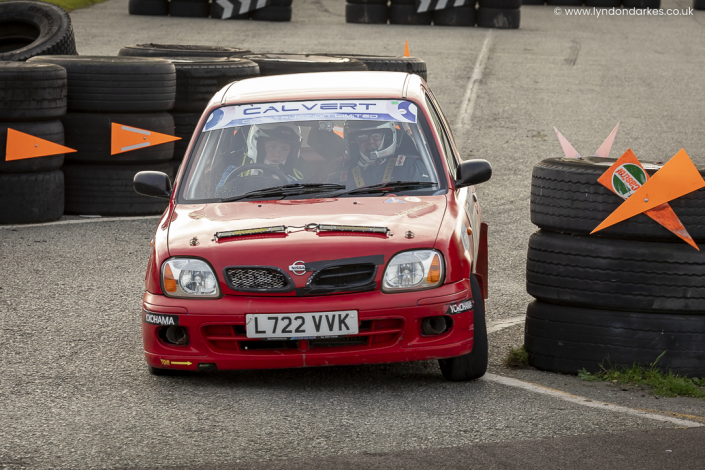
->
[245,311,358,339]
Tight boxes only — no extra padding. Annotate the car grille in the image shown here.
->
[225,267,291,292]
[308,264,377,288]
[200,318,404,354]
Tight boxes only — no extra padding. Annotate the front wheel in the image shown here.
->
[438,275,488,381]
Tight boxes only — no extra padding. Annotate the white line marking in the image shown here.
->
[121,125,150,136]
[0,215,161,230]
[483,373,703,428]
[216,0,233,18]
[487,315,525,334]
[455,30,493,143]
[417,0,432,13]
[121,142,151,152]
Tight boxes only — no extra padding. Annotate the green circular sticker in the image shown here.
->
[612,163,646,197]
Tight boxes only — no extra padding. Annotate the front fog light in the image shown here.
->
[382,250,444,292]
[162,258,220,298]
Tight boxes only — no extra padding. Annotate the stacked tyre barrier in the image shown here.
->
[117,43,427,169]
[128,0,293,21]
[522,0,659,8]
[346,0,520,28]
[0,62,68,224]
[695,0,705,10]
[27,56,178,216]
[525,157,705,378]
[118,44,260,172]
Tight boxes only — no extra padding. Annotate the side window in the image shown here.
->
[425,96,458,178]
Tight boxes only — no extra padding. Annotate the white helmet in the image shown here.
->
[344,121,401,165]
[246,122,302,162]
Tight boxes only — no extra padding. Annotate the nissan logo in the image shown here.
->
[288,261,306,276]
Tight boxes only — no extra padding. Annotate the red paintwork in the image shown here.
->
[144,72,488,372]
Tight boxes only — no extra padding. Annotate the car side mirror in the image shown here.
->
[134,171,172,199]
[455,159,492,189]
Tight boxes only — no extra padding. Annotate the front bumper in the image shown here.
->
[142,280,475,371]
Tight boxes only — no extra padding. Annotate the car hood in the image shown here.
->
[168,196,447,292]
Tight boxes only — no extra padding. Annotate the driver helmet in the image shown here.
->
[246,122,302,164]
[344,121,401,166]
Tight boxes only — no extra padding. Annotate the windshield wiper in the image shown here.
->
[220,183,346,202]
[331,181,437,197]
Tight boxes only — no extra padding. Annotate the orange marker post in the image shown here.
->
[404,40,410,58]
[111,122,180,156]
[5,128,76,161]
[595,148,698,249]
[592,149,705,237]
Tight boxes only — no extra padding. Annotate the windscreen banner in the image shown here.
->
[203,100,419,132]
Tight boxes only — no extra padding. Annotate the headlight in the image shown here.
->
[382,250,444,292]
[161,258,220,298]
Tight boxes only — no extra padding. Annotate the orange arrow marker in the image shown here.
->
[111,122,180,156]
[596,148,698,250]
[6,128,76,161]
[592,149,705,236]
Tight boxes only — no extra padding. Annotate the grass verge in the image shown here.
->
[578,353,705,399]
[504,346,529,368]
[41,0,107,12]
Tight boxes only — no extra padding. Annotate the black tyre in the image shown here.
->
[584,0,620,6]
[347,0,388,3]
[527,230,705,314]
[696,0,705,10]
[546,0,582,4]
[622,0,660,7]
[476,7,520,28]
[479,0,521,9]
[172,112,201,160]
[521,0,544,4]
[345,3,389,23]
[129,0,169,15]
[525,301,705,377]
[63,162,173,216]
[0,62,66,121]
[0,120,64,173]
[530,157,705,242]
[169,0,210,17]
[390,0,416,3]
[0,0,77,61]
[0,170,63,224]
[27,56,176,112]
[251,5,292,21]
[270,0,293,5]
[439,275,488,381]
[320,53,427,81]
[61,113,175,164]
[118,44,252,59]
[210,1,251,19]
[242,54,367,76]
[165,57,259,112]
[433,6,477,27]
[168,159,183,179]
[390,4,433,24]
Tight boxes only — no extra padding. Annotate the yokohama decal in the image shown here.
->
[143,311,179,326]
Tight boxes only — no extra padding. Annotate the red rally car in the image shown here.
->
[134,71,492,381]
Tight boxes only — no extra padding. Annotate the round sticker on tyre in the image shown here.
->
[612,163,646,198]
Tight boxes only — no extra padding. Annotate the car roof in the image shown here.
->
[220,71,426,105]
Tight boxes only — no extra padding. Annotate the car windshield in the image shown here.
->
[179,99,442,202]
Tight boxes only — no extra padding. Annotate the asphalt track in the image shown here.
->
[2,1,705,469]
